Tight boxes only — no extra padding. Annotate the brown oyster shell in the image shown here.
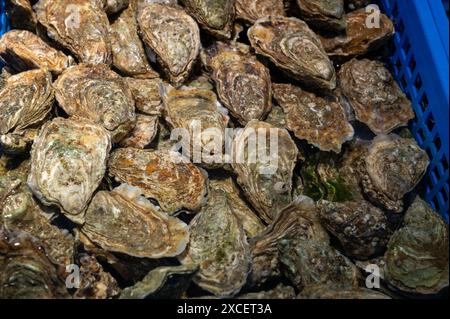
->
[339,59,415,134]
[102,0,129,14]
[296,0,346,31]
[125,77,164,116]
[273,83,354,153]
[137,2,201,85]
[34,0,112,65]
[5,0,37,32]
[384,197,449,295]
[119,114,159,149]
[108,148,208,214]
[248,16,336,91]
[0,30,75,75]
[201,42,272,125]
[28,117,112,224]
[235,0,285,24]
[298,283,391,299]
[53,64,136,142]
[238,284,296,299]
[265,104,287,129]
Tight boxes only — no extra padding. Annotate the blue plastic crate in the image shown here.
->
[0,0,448,222]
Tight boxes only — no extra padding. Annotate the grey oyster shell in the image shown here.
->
[296,0,346,32]
[235,0,285,24]
[28,117,112,224]
[5,0,37,32]
[238,284,296,299]
[298,283,391,299]
[120,114,159,149]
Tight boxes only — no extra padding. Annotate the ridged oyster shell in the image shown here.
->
[119,114,159,149]
[125,77,164,116]
[235,0,285,24]
[296,0,346,31]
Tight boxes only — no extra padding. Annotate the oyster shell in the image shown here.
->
[345,0,371,10]
[108,148,208,214]
[232,120,298,223]
[201,42,272,125]
[137,2,201,85]
[102,0,129,14]
[235,0,285,24]
[238,284,296,299]
[125,77,164,116]
[296,0,346,31]
[120,114,159,149]
[298,283,391,299]
[5,0,37,32]
[34,0,112,65]
[81,184,189,258]
[28,117,111,224]
[273,83,354,153]
[265,105,286,129]
[0,30,75,75]
[339,59,415,135]
[248,17,336,91]
[53,64,136,142]
[384,197,449,295]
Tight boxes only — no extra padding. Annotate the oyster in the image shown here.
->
[232,120,298,223]
[0,30,75,75]
[108,148,208,214]
[81,184,189,258]
[102,0,129,14]
[181,0,235,39]
[321,9,395,59]
[5,0,37,32]
[34,0,112,65]
[201,42,272,125]
[339,59,415,135]
[345,0,371,10]
[273,83,354,153]
[28,117,111,224]
[248,17,336,91]
[235,0,285,24]
[296,0,346,31]
[318,200,390,260]
[53,64,136,142]
[137,1,201,85]
[238,284,296,299]
[125,78,164,116]
[120,114,159,149]
[298,283,391,299]
[265,105,286,129]
[384,197,449,295]
[120,264,198,299]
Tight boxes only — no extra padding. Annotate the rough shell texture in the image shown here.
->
[34,0,112,65]
[235,0,285,24]
[5,0,37,32]
[296,0,346,31]
[201,42,272,125]
[102,0,129,14]
[120,114,159,149]
[108,148,208,214]
[339,59,415,134]
[265,105,287,129]
[28,117,111,224]
[298,283,391,299]
[248,16,336,91]
[273,83,354,153]
[0,30,75,75]
[238,284,296,299]
[232,120,299,223]
[125,78,163,116]
[384,197,449,295]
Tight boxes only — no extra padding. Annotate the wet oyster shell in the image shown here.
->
[137,2,201,85]
[238,284,296,299]
[125,77,164,116]
[273,83,354,153]
[235,0,285,24]
[384,197,449,295]
[82,184,189,258]
[108,148,208,214]
[53,64,136,142]
[0,30,75,75]
[5,0,37,32]
[34,0,112,65]
[120,114,159,149]
[339,59,415,135]
[296,0,346,32]
[248,17,336,91]
[102,0,129,14]
[298,283,391,299]
[28,117,112,224]
[201,42,272,125]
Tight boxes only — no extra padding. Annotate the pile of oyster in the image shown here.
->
[0,0,447,299]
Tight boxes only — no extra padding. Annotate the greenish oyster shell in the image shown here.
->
[181,0,235,39]
[273,83,354,153]
[137,2,201,85]
[120,264,198,299]
[125,77,164,116]
[339,59,415,135]
[53,64,136,143]
[28,117,112,224]
[179,192,251,298]
[318,200,390,260]
[0,30,75,75]
[108,148,209,214]
[201,42,272,125]
[102,0,129,14]
[296,0,346,32]
[249,196,329,287]
[248,16,336,91]
[34,0,112,65]
[120,114,159,149]
[384,197,449,295]
[81,184,189,258]
[238,284,296,299]
[235,0,285,24]
[298,283,391,299]
[5,0,37,32]
[0,227,70,299]
[232,120,299,224]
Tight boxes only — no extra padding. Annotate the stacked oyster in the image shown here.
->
[0,0,447,300]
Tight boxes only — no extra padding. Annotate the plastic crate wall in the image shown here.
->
[0,1,449,222]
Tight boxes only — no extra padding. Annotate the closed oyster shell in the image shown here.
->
[0,30,75,75]
[53,64,136,142]
[125,77,164,116]
[102,0,129,14]
[120,114,159,149]
[296,0,346,31]
[34,0,112,65]
[82,184,189,258]
[238,284,296,299]
[137,2,201,85]
[235,0,285,24]
[273,83,354,153]
[339,59,415,135]
[232,120,298,223]
[108,148,208,214]
[28,117,112,224]
[5,0,37,32]
[298,283,391,299]
[384,197,449,295]
[201,42,272,125]
[248,17,336,91]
